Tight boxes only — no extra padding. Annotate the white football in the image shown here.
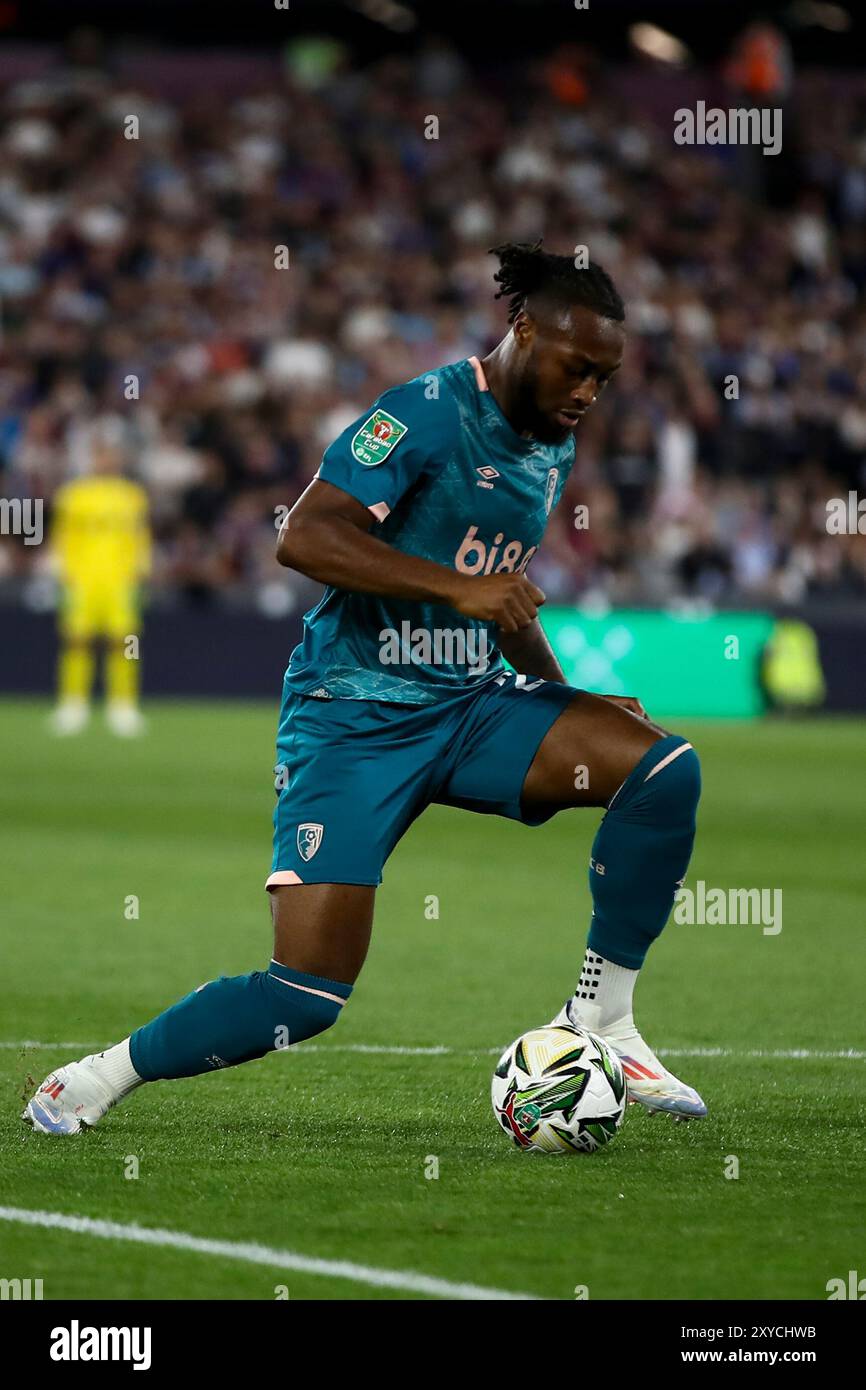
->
[491,1023,627,1154]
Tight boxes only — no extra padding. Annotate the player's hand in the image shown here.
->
[446,572,546,633]
[599,694,649,720]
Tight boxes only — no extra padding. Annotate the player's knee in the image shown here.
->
[647,739,701,819]
[681,742,701,804]
[261,966,350,1050]
[614,736,700,823]
[277,990,344,1044]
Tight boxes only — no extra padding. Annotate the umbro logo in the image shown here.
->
[476,465,499,490]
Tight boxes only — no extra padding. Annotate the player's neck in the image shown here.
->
[479,342,535,439]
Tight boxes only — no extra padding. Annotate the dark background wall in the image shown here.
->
[2,604,865,709]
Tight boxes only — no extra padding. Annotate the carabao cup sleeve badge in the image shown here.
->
[350,410,408,466]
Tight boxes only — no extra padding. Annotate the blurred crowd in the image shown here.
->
[1,34,866,613]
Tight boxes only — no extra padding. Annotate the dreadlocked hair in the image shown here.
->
[489,239,625,325]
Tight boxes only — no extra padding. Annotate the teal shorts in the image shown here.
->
[267,672,578,888]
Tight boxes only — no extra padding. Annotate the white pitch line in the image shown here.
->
[660,1047,866,1061]
[0,1206,537,1302]
[299,1043,451,1055]
[2,1041,864,1061]
[301,1044,866,1061]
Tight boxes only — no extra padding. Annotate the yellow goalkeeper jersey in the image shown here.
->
[52,475,151,586]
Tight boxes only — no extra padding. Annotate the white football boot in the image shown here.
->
[550,1001,707,1119]
[50,700,90,736]
[106,702,146,737]
[22,1058,119,1135]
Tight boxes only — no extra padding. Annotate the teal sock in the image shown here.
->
[586,735,700,970]
[129,960,352,1081]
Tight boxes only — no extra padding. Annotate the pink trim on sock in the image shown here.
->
[268,973,346,1008]
[467,355,489,391]
[266,870,304,888]
[643,741,693,782]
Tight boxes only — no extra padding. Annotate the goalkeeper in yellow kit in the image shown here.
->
[51,430,151,737]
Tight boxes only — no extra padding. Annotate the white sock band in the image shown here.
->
[85,1038,144,1100]
[567,950,638,1032]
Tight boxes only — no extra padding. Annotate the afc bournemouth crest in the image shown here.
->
[351,409,408,467]
[297,822,324,863]
[545,467,559,515]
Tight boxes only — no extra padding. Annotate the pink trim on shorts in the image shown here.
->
[266,870,304,888]
[368,501,391,521]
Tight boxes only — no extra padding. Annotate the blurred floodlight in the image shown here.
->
[5,117,57,158]
[787,1,852,32]
[257,583,297,619]
[629,23,691,66]
[350,0,418,34]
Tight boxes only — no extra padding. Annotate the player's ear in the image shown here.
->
[512,309,535,348]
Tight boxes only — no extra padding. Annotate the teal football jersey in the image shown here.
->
[284,356,576,704]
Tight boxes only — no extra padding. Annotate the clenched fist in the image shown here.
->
[445,571,546,634]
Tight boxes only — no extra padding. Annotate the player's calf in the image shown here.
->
[23,960,352,1135]
[129,961,351,1080]
[586,734,701,970]
[553,734,706,1118]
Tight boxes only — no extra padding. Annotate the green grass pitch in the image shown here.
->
[0,697,864,1300]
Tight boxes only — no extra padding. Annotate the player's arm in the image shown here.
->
[497,618,652,717]
[498,616,653,716]
[276,478,544,634]
[498,618,567,683]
